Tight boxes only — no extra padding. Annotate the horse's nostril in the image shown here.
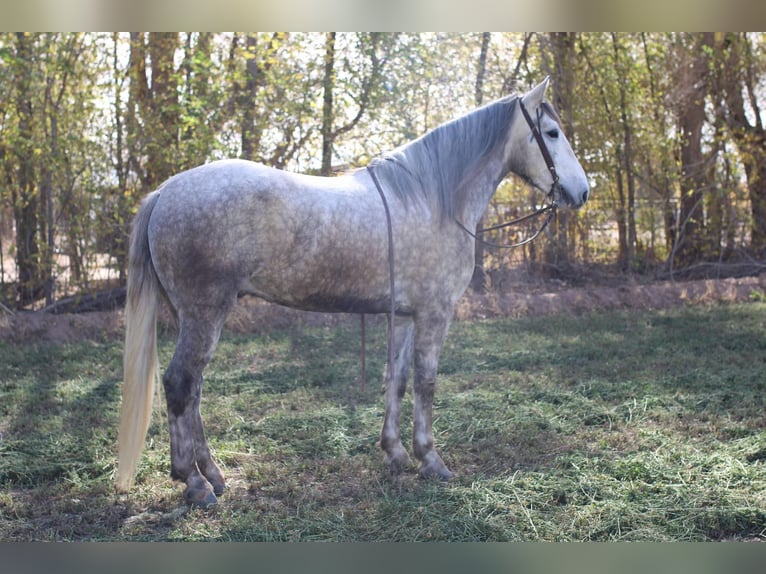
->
[581,189,589,204]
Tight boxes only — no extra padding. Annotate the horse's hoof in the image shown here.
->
[211,481,225,497]
[184,486,218,508]
[183,475,219,507]
[418,457,453,481]
[384,447,411,475]
[203,466,226,496]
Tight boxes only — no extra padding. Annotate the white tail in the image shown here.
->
[116,191,162,492]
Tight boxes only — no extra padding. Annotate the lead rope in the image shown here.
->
[360,165,396,393]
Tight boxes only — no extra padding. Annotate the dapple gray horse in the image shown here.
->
[116,78,589,505]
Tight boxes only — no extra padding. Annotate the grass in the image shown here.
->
[1,303,765,541]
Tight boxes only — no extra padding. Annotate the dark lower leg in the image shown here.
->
[411,314,452,480]
[191,399,225,495]
[380,319,413,473]
[412,374,450,479]
[164,363,218,506]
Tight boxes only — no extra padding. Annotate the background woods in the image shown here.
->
[0,32,764,310]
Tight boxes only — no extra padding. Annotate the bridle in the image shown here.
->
[519,98,561,199]
[455,97,561,249]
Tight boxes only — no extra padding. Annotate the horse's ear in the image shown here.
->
[522,76,550,108]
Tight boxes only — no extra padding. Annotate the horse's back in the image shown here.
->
[151,159,366,221]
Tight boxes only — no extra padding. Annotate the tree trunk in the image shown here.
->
[240,33,260,161]
[320,33,386,175]
[12,33,42,308]
[112,33,129,285]
[545,32,578,271]
[715,33,766,254]
[146,32,180,190]
[233,32,284,164]
[127,32,149,193]
[470,32,491,293]
[321,32,337,176]
[614,158,629,265]
[181,32,216,169]
[612,33,637,271]
[673,33,712,267]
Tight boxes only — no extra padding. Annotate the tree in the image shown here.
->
[126,33,181,192]
[611,32,638,271]
[179,32,222,170]
[638,32,678,261]
[233,32,285,162]
[712,32,766,254]
[9,32,41,307]
[2,33,766,309]
[108,32,130,285]
[669,33,714,267]
[147,33,181,189]
[320,33,388,175]
[541,32,579,271]
[469,32,491,293]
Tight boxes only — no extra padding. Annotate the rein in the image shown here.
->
[455,203,557,249]
[363,165,396,393]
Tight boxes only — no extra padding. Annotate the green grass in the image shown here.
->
[1,303,765,541]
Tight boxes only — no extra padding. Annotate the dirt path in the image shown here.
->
[2,275,765,344]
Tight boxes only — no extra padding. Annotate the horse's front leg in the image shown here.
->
[380,316,414,474]
[412,310,453,480]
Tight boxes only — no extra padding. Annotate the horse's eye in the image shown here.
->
[545,129,559,139]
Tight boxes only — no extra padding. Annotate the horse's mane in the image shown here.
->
[368,94,520,222]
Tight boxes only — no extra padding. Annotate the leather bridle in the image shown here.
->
[519,98,562,200]
[456,98,561,249]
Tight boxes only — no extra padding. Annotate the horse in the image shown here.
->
[116,77,589,506]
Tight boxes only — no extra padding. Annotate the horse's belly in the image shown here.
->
[242,285,393,314]
[241,256,394,314]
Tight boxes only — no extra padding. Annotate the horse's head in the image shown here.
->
[512,77,590,209]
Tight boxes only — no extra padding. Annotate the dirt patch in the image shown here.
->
[0,309,125,344]
[454,275,766,321]
[1,275,765,345]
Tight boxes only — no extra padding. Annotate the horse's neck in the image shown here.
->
[457,159,508,229]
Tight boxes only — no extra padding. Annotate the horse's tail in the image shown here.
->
[116,190,162,493]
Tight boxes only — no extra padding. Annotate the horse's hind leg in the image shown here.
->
[163,312,228,506]
[380,316,414,474]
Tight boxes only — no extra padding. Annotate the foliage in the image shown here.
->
[1,33,765,309]
[1,303,765,541]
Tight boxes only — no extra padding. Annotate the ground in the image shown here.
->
[2,275,765,344]
[2,275,765,541]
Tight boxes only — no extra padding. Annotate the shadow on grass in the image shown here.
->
[2,303,765,540]
[0,342,122,485]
